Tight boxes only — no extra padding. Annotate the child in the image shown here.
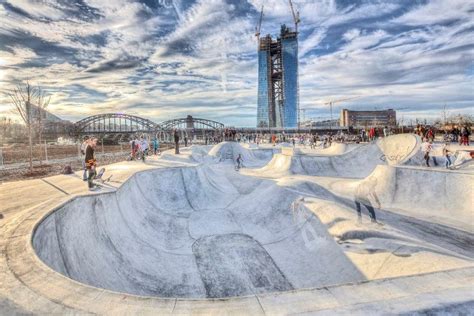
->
[421,138,432,167]
[442,143,452,168]
[236,154,243,170]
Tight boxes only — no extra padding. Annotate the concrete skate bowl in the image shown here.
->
[251,134,421,179]
[32,165,365,299]
[208,142,274,166]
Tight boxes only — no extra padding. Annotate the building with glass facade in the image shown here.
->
[340,109,397,128]
[257,25,298,128]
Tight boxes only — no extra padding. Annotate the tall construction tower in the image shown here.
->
[256,1,300,128]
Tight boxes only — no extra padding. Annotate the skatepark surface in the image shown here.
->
[1,134,473,314]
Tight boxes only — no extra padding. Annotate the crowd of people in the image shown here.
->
[415,124,471,146]
[129,136,156,162]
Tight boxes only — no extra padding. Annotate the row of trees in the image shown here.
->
[9,81,50,171]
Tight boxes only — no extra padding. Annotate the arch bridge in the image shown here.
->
[160,115,224,130]
[73,113,161,134]
[71,114,224,139]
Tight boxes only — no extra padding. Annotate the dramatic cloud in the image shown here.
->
[0,0,472,126]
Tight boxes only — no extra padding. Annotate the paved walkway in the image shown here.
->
[0,159,473,314]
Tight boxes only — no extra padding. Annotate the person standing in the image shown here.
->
[429,140,438,166]
[85,138,98,191]
[442,143,452,169]
[80,136,90,181]
[427,128,435,142]
[184,135,188,147]
[354,178,382,224]
[140,137,149,162]
[421,138,432,167]
[461,125,470,146]
[152,138,159,155]
[174,130,180,154]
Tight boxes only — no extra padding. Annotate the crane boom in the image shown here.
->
[288,0,300,33]
[323,96,360,105]
[321,96,361,130]
[255,6,264,38]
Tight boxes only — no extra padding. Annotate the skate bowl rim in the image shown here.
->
[29,162,369,300]
[7,189,474,314]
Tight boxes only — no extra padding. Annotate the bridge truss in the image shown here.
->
[71,114,225,141]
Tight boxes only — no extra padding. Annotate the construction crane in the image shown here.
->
[255,5,264,39]
[301,108,306,122]
[288,0,301,128]
[288,0,300,33]
[323,96,361,130]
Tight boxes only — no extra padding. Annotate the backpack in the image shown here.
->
[63,165,73,175]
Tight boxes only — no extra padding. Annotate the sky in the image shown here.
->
[0,0,473,126]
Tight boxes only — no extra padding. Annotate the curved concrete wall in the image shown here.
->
[256,134,422,178]
[32,165,364,298]
[364,165,473,225]
[259,143,385,178]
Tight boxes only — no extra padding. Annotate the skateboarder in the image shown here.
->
[354,177,382,224]
[85,137,99,191]
[236,154,243,170]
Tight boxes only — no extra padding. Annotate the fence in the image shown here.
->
[0,143,132,170]
[0,142,180,171]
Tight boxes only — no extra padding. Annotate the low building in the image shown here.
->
[340,109,396,128]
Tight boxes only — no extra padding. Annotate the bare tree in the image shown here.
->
[9,81,37,172]
[35,87,51,165]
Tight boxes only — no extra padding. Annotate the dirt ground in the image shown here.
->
[0,154,128,182]
[0,143,174,183]
[0,144,125,164]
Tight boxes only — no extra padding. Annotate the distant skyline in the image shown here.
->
[0,0,473,126]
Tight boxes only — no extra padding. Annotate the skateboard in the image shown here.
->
[94,168,105,180]
[94,168,113,184]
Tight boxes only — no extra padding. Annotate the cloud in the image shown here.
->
[0,0,472,125]
[393,0,474,26]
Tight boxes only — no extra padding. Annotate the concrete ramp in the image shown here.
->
[208,142,274,166]
[297,142,350,155]
[377,134,421,165]
[357,165,473,228]
[193,234,293,298]
[254,143,385,178]
[33,165,365,298]
[251,134,422,178]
